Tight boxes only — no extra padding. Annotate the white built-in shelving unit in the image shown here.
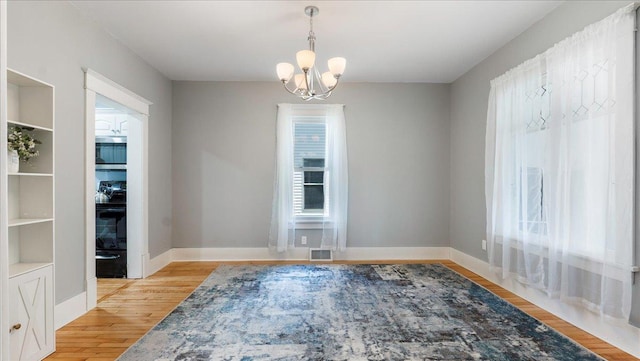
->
[2,69,55,360]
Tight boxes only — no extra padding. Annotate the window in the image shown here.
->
[301,158,325,210]
[270,104,348,252]
[293,121,326,215]
[485,4,635,320]
[519,166,546,235]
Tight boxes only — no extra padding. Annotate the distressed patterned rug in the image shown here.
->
[118,264,603,361]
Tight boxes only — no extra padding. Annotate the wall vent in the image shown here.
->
[309,249,333,261]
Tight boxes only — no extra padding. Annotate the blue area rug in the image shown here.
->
[118,264,603,360]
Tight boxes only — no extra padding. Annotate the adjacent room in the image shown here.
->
[1,1,640,360]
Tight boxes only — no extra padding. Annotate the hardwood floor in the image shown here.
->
[45,260,638,361]
[45,262,219,361]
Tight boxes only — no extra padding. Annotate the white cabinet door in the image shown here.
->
[9,265,55,361]
[95,114,116,136]
[96,114,128,136]
[115,115,128,136]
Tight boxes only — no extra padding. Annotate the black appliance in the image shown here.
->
[96,180,127,278]
[96,136,127,170]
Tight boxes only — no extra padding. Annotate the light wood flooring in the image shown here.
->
[45,260,638,361]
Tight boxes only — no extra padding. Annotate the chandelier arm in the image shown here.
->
[327,76,341,92]
[303,70,313,97]
[312,66,327,94]
[282,81,300,96]
[310,73,341,98]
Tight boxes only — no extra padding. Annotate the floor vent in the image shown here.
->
[309,249,333,261]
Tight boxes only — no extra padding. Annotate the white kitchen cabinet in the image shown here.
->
[117,116,128,135]
[95,113,128,136]
[9,265,54,361]
[95,115,114,135]
[2,69,55,360]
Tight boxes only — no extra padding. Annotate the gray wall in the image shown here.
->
[449,1,631,260]
[172,82,450,249]
[8,0,628,309]
[8,1,173,303]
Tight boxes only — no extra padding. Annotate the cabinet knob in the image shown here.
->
[10,323,21,332]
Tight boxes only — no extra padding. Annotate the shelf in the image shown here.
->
[5,68,56,360]
[7,69,54,87]
[7,124,53,174]
[7,119,53,132]
[7,69,54,130]
[8,172,53,177]
[9,262,52,278]
[8,150,54,222]
[8,218,54,227]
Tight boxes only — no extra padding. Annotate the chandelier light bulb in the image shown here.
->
[294,74,308,90]
[321,72,337,88]
[276,63,295,82]
[296,50,316,71]
[328,57,346,76]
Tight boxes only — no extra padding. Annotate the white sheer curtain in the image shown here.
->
[269,104,348,252]
[322,105,348,251]
[270,104,295,252]
[486,4,635,319]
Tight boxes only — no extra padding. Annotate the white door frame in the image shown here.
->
[0,1,9,359]
[84,69,152,310]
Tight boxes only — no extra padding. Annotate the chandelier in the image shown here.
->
[276,6,346,101]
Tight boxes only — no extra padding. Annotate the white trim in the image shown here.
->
[148,249,172,276]
[55,292,87,330]
[85,276,97,310]
[125,111,149,278]
[170,247,450,262]
[450,248,640,358]
[172,247,309,261]
[334,247,450,260]
[84,69,150,313]
[84,69,152,115]
[84,89,96,311]
[0,2,8,359]
[142,252,150,278]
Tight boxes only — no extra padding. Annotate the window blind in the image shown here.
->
[293,121,326,215]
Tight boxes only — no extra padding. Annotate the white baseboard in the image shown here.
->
[55,291,87,330]
[335,247,450,260]
[450,248,640,358]
[169,247,451,262]
[171,247,309,261]
[86,276,97,310]
[147,248,173,276]
[142,252,150,278]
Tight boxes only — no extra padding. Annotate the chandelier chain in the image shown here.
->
[308,9,316,51]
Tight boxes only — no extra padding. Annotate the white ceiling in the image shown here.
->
[70,1,562,83]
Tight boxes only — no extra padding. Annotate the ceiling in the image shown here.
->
[70,1,562,83]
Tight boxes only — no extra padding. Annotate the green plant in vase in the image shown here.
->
[8,126,41,164]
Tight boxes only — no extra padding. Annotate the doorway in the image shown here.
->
[84,69,151,310]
